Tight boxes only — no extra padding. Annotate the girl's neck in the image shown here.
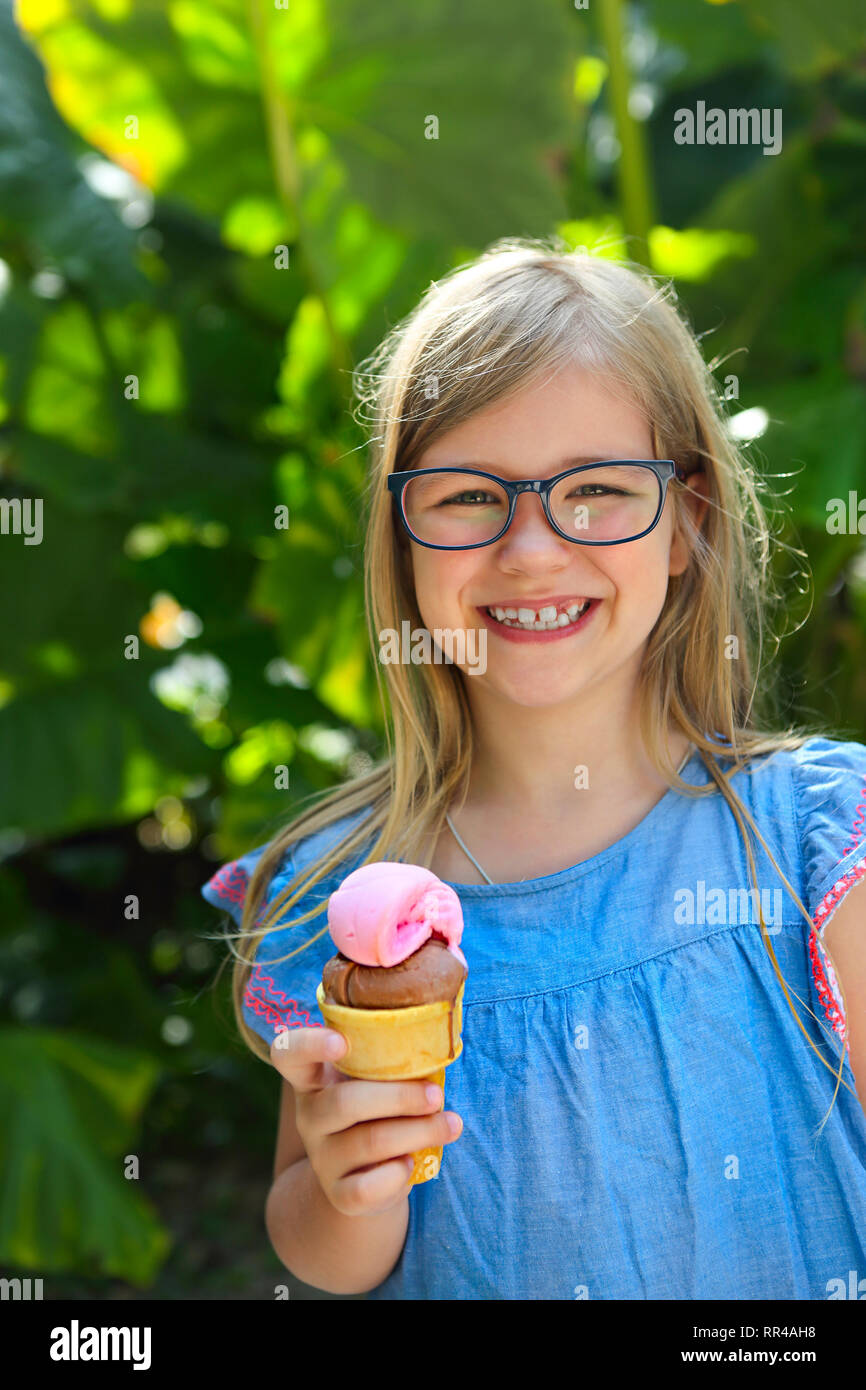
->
[436,716,692,885]
[462,681,674,820]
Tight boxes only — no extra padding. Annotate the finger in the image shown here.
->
[317,1078,445,1136]
[332,1156,416,1217]
[329,1111,462,1177]
[269,1026,348,1093]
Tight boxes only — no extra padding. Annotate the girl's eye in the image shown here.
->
[569,484,627,498]
[437,489,498,506]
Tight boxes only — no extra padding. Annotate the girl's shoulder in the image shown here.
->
[751,731,866,779]
[745,732,866,826]
[745,733,866,931]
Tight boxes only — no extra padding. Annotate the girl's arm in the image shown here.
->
[821,878,866,1114]
[264,1079,410,1294]
[262,1031,461,1294]
[266,1151,410,1295]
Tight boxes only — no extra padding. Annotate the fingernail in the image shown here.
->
[445,1112,462,1135]
[425,1084,442,1105]
[326,1034,345,1056]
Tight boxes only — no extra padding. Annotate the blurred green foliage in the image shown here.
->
[0,0,864,1293]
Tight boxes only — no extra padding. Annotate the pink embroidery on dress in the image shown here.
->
[207,859,275,926]
[207,862,319,1036]
[813,857,866,934]
[207,860,249,905]
[837,776,866,862]
[808,855,866,1049]
[806,760,866,1046]
[807,930,847,1042]
[244,963,321,1033]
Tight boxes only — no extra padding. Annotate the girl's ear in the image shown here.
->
[668,469,710,576]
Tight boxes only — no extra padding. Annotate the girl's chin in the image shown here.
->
[467,671,597,707]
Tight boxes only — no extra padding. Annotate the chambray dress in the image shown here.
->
[201,737,866,1300]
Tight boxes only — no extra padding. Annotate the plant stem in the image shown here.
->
[597,0,654,265]
[247,0,354,405]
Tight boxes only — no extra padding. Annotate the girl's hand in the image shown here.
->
[269,1026,463,1216]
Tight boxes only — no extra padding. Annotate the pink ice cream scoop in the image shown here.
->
[327,862,467,970]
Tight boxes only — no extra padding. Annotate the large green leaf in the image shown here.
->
[0,670,214,835]
[0,3,148,305]
[0,283,51,410]
[0,1027,169,1282]
[755,374,866,529]
[649,64,802,230]
[22,0,575,245]
[650,0,773,86]
[250,526,376,722]
[737,0,865,76]
[0,502,141,674]
[13,418,274,532]
[297,0,574,243]
[689,133,824,354]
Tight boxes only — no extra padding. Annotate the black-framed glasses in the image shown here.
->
[387,460,687,550]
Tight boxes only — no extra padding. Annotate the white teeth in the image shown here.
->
[487,600,592,630]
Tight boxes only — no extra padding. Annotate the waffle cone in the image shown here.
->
[316,980,464,1185]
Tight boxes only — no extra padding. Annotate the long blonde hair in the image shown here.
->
[222,235,853,1128]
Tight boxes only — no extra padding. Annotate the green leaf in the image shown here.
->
[0,1027,170,1282]
[0,504,142,672]
[0,284,51,409]
[0,670,214,836]
[650,0,772,86]
[23,300,117,455]
[250,521,377,727]
[649,224,756,282]
[756,375,866,529]
[0,5,150,304]
[291,0,575,243]
[737,0,865,77]
[168,0,259,90]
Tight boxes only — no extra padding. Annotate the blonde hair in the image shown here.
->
[221,235,853,1130]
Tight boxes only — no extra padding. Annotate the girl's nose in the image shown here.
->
[497,490,572,558]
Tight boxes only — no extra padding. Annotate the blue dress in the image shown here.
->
[201,737,866,1299]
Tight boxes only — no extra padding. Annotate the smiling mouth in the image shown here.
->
[482,599,595,632]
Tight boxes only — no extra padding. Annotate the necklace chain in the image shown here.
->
[445,744,693,886]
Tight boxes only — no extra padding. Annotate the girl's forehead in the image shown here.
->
[419,387,654,470]
[427,368,649,437]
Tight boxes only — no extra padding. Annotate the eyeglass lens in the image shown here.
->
[401,464,662,546]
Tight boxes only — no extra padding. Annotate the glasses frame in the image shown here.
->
[387,459,688,550]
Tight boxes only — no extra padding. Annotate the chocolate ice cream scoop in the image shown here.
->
[322,937,466,1009]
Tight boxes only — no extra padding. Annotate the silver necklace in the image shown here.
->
[445,744,693,886]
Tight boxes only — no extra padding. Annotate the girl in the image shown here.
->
[202,238,866,1300]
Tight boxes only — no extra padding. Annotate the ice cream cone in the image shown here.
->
[316,981,464,1185]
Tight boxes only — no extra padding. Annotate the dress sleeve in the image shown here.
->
[790,736,866,1045]
[200,842,334,1048]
